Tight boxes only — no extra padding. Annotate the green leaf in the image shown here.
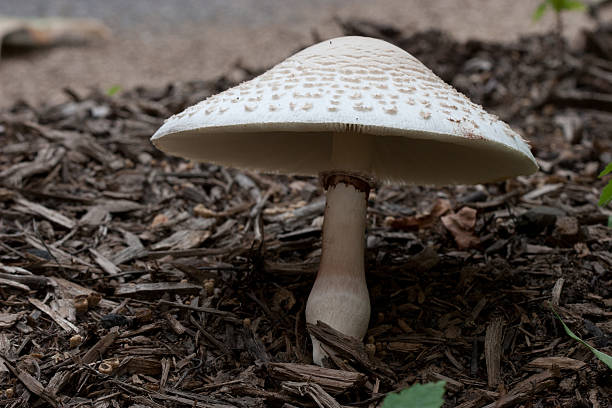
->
[599,181,612,207]
[551,307,612,370]
[599,162,612,207]
[599,162,612,178]
[533,2,549,20]
[106,85,122,97]
[381,382,446,408]
[551,0,585,11]
[535,0,584,17]
[561,0,586,11]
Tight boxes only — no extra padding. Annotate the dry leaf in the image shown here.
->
[441,206,479,249]
[151,213,169,228]
[272,287,296,312]
[0,312,24,328]
[385,199,451,230]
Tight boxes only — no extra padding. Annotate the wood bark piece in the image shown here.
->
[28,297,79,333]
[151,229,211,251]
[243,328,272,363]
[13,197,76,229]
[521,184,563,201]
[0,357,56,406]
[0,277,30,291]
[552,88,612,112]
[551,277,565,307]
[0,271,53,290]
[79,206,110,227]
[96,199,143,213]
[89,248,120,275]
[44,370,71,397]
[484,317,504,388]
[269,363,366,395]
[164,312,186,335]
[157,299,239,320]
[143,246,234,259]
[160,357,171,390]
[485,370,556,408]
[281,381,343,408]
[307,321,395,380]
[17,121,117,166]
[190,315,232,355]
[150,388,238,408]
[81,326,119,364]
[427,372,464,392]
[25,235,93,266]
[116,356,162,376]
[111,230,146,265]
[0,145,65,187]
[526,356,586,371]
[115,282,202,298]
[53,277,118,310]
[0,311,25,328]
[387,342,421,353]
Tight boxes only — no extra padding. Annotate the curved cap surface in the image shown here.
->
[151,36,538,185]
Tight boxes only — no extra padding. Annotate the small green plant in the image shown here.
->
[533,0,585,51]
[533,0,586,22]
[598,162,612,207]
[106,85,122,97]
[381,381,446,408]
[551,307,612,370]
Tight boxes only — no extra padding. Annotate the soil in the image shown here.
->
[1,15,611,408]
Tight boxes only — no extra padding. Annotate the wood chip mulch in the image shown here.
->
[0,19,611,408]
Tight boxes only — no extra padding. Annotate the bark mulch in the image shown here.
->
[0,19,611,408]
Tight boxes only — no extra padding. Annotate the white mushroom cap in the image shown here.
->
[151,36,537,185]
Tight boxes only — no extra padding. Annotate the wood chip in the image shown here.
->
[0,145,65,187]
[164,312,186,335]
[0,271,53,290]
[0,311,25,328]
[308,321,395,380]
[151,230,211,251]
[522,184,563,201]
[282,381,343,408]
[89,248,120,275]
[14,197,76,229]
[551,277,565,306]
[115,282,202,298]
[269,363,366,395]
[82,326,119,364]
[28,297,79,333]
[487,371,556,408]
[117,356,162,376]
[485,317,504,388]
[0,357,56,405]
[0,277,30,291]
[387,342,421,353]
[79,205,110,227]
[526,356,586,371]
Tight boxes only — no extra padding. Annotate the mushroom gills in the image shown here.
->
[330,132,374,174]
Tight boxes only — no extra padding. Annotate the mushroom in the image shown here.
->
[151,36,538,364]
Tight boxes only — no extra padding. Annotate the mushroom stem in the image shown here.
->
[306,173,371,365]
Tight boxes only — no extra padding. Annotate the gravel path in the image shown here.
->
[0,0,596,107]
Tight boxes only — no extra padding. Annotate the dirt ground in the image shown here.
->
[0,0,602,108]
